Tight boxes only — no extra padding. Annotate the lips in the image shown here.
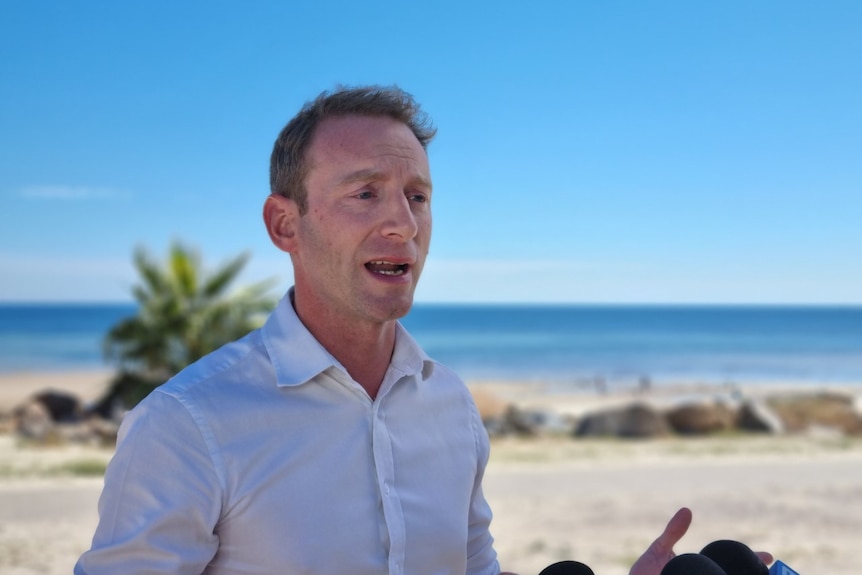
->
[365,260,410,276]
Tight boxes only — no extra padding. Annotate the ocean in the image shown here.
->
[1,303,860,389]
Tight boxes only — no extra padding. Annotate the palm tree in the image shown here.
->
[95,242,279,414]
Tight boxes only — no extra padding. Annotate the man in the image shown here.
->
[75,86,741,574]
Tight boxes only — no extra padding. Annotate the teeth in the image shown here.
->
[367,260,407,276]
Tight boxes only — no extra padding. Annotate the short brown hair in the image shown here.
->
[269,85,436,214]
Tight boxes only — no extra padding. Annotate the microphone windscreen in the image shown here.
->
[700,539,769,575]
[660,553,728,575]
[538,560,595,575]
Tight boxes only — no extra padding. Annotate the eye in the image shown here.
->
[408,191,429,204]
[355,189,375,200]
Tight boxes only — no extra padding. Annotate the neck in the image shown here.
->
[292,296,397,400]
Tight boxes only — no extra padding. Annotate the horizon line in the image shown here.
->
[1,299,861,308]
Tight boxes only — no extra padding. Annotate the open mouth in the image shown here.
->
[365,260,409,276]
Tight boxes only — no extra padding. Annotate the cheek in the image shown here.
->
[296,218,337,260]
[419,216,432,249]
[306,211,337,241]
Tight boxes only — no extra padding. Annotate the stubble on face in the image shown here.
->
[289,115,432,332]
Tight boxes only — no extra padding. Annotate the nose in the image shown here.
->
[380,193,418,241]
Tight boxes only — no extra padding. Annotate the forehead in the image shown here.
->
[306,115,430,178]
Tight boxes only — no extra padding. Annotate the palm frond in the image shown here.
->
[101,241,279,409]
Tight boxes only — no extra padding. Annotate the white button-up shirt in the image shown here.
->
[76,293,500,575]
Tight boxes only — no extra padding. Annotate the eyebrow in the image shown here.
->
[338,168,432,190]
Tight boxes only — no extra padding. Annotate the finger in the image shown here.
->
[755,551,774,566]
[652,507,693,553]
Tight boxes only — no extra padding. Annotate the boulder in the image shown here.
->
[11,388,119,445]
[737,400,784,434]
[32,389,83,422]
[665,401,737,435]
[482,406,540,437]
[501,405,542,436]
[86,415,121,445]
[574,402,670,439]
[765,392,862,435]
[15,400,55,441]
[470,387,509,422]
[0,410,14,434]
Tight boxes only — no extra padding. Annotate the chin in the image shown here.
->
[384,302,413,321]
[371,295,414,322]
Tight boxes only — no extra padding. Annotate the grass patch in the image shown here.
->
[54,458,108,477]
[488,434,862,466]
[0,458,108,478]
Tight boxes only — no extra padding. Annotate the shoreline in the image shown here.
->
[1,367,859,414]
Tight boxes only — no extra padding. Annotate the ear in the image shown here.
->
[263,193,300,253]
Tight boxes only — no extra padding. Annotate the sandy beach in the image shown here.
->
[1,370,860,575]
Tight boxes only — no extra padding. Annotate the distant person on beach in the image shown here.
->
[75,85,766,575]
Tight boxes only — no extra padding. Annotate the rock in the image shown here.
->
[10,388,121,445]
[470,387,510,422]
[765,392,862,435]
[501,405,542,436]
[484,406,541,437]
[0,409,15,434]
[574,402,671,439]
[86,415,121,445]
[666,401,737,435]
[528,409,575,436]
[32,389,83,422]
[15,400,55,441]
[737,400,784,434]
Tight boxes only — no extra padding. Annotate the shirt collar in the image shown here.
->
[390,320,436,382]
[262,289,435,388]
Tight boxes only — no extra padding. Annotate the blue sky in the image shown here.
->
[2,1,860,304]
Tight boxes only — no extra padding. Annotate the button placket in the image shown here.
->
[371,395,406,574]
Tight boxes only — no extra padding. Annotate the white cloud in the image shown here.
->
[0,252,136,301]
[0,251,294,303]
[17,185,131,200]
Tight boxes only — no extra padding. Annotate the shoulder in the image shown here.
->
[419,359,476,406]
[419,360,490,451]
[157,328,269,404]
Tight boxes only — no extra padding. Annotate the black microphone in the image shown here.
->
[660,553,728,575]
[538,560,595,575]
[700,539,774,575]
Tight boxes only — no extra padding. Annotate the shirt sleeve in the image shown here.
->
[75,389,223,575]
[465,397,502,575]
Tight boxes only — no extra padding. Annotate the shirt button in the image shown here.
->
[385,483,391,494]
